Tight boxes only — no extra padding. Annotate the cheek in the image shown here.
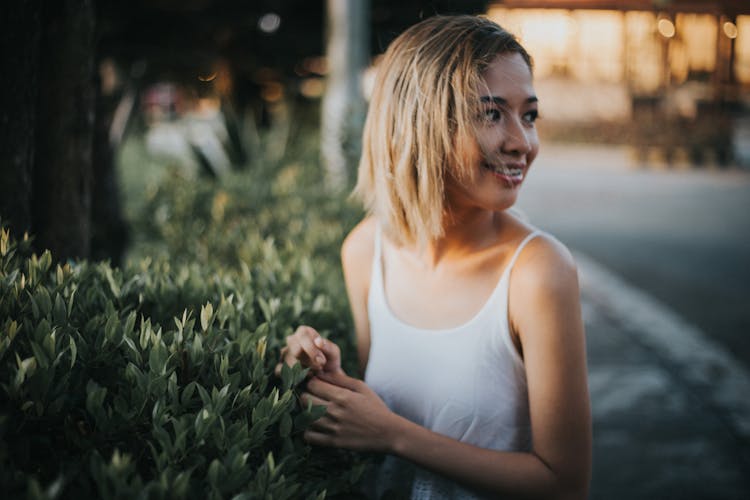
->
[474,129,498,156]
[527,133,540,164]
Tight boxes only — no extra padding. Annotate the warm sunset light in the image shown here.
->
[724,21,739,39]
[486,5,750,95]
[197,72,217,82]
[657,18,676,38]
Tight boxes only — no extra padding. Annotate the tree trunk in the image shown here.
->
[90,58,129,266]
[0,1,42,238]
[321,0,370,190]
[32,0,96,261]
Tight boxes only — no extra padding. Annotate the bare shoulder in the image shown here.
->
[511,232,579,296]
[341,216,377,270]
[508,231,584,351]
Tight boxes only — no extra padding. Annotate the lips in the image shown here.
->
[482,162,525,184]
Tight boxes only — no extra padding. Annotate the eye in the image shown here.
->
[481,108,501,123]
[522,109,539,125]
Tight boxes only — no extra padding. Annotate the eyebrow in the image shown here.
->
[480,96,538,105]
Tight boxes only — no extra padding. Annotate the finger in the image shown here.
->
[317,370,363,392]
[317,338,342,363]
[299,391,330,410]
[304,429,336,447]
[308,414,338,432]
[282,340,304,364]
[296,333,326,369]
[306,376,350,401]
[282,336,317,367]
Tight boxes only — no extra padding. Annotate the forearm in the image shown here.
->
[385,413,588,500]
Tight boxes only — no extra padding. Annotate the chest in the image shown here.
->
[363,320,530,446]
[382,248,508,330]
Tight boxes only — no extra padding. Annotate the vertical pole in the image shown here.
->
[321,0,370,191]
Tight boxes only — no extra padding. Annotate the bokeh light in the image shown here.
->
[723,21,738,39]
[258,13,281,34]
[657,18,676,38]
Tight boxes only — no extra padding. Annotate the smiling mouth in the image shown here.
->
[482,163,524,181]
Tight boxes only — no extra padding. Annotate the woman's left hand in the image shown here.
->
[301,371,396,453]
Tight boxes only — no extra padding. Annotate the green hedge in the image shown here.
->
[0,156,367,498]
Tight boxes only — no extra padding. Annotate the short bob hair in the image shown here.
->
[354,15,532,248]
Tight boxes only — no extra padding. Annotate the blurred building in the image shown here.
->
[487,0,750,166]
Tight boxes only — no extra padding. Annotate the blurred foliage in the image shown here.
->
[0,123,369,497]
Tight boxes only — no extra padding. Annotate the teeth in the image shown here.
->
[485,164,522,177]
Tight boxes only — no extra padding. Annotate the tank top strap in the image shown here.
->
[506,230,544,274]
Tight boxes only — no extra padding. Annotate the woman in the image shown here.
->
[277,15,591,499]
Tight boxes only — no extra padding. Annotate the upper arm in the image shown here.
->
[341,217,376,376]
[509,236,592,494]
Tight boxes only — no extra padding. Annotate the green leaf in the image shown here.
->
[103,266,120,297]
[85,380,107,417]
[279,412,292,438]
[256,335,267,360]
[149,343,167,375]
[252,398,271,425]
[207,459,222,486]
[280,363,308,392]
[69,336,77,368]
[123,311,137,337]
[66,287,77,317]
[181,381,197,407]
[191,334,203,365]
[33,319,51,343]
[200,302,214,331]
[14,356,37,388]
[219,354,229,383]
[258,296,272,322]
[35,286,52,317]
[53,293,67,324]
[43,328,56,359]
[38,250,52,273]
[121,335,141,364]
[173,470,191,498]
[196,383,211,407]
[29,341,49,369]
[104,314,119,344]
[139,316,152,350]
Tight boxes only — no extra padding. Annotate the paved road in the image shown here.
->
[516,144,750,367]
[578,254,750,499]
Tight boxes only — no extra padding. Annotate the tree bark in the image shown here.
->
[0,1,42,238]
[321,0,370,190]
[90,58,129,266]
[32,0,96,261]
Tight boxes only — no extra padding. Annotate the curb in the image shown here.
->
[574,251,750,440]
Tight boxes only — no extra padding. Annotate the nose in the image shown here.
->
[501,116,532,156]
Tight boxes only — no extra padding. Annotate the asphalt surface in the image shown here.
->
[516,144,750,367]
[515,144,750,499]
[579,253,750,499]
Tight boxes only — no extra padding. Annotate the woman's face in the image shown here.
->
[446,51,539,214]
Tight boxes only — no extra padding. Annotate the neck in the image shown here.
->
[411,208,500,269]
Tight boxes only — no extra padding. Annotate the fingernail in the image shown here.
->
[314,337,324,347]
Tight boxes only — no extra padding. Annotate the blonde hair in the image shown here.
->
[354,15,532,248]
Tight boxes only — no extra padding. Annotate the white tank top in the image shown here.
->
[363,227,542,499]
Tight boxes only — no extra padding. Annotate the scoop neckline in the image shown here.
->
[376,256,512,335]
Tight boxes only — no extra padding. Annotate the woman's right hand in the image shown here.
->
[275,325,344,377]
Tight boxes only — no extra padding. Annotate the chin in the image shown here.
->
[484,194,518,213]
